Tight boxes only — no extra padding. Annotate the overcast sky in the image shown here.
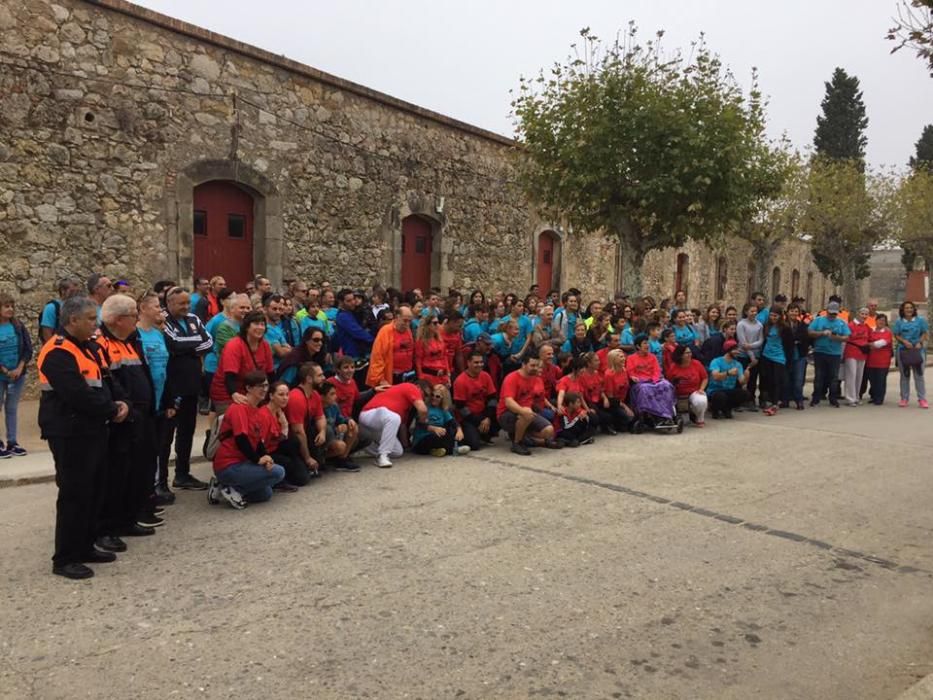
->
[136,0,931,169]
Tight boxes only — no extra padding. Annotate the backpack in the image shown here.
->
[203,412,229,460]
[37,299,61,346]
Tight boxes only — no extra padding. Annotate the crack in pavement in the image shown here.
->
[465,453,932,577]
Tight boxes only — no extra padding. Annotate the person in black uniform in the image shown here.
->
[37,296,129,580]
[97,294,160,549]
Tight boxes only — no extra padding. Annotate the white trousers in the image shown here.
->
[688,391,708,423]
[843,358,865,404]
[358,407,404,458]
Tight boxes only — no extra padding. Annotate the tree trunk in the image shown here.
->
[619,242,646,298]
[752,241,779,298]
[841,256,860,311]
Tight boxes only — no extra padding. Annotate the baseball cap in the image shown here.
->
[476,332,493,343]
[827,302,841,314]
[723,339,738,353]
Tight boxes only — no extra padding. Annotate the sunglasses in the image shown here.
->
[309,337,323,342]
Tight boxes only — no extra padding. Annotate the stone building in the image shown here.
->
[0,0,836,320]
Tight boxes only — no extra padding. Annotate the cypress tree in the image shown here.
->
[909,124,933,173]
[813,68,869,166]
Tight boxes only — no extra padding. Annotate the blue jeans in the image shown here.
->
[812,353,841,403]
[216,461,285,503]
[783,357,807,403]
[0,375,25,444]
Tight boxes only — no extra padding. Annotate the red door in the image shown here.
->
[537,232,555,293]
[401,216,433,292]
[193,181,254,291]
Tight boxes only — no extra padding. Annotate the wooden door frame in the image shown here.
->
[384,194,448,291]
[169,160,282,287]
[531,227,562,294]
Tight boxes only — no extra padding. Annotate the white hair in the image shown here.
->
[101,293,137,324]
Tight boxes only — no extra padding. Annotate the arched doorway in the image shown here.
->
[193,181,255,291]
[771,266,782,299]
[537,230,560,294]
[401,215,434,293]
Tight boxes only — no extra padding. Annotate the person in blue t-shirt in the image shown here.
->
[758,309,791,414]
[39,277,82,345]
[0,293,32,458]
[892,300,929,407]
[463,305,491,343]
[411,384,467,456]
[756,294,787,325]
[808,301,850,406]
[707,339,750,419]
[262,294,293,369]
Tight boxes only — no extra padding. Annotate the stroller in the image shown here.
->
[628,379,684,434]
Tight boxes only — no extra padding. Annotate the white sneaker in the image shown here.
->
[220,485,247,510]
[207,477,222,505]
[456,445,471,455]
[376,453,393,468]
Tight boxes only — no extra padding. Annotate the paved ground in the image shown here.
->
[2,374,933,700]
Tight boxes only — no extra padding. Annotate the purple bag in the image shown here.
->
[630,380,676,418]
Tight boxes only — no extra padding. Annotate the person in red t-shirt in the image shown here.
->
[210,311,274,412]
[555,356,587,414]
[262,381,310,488]
[865,313,893,405]
[359,380,429,468]
[442,311,466,379]
[602,349,634,431]
[666,345,709,426]
[596,331,622,373]
[285,361,327,475]
[209,370,285,509]
[453,351,498,450]
[415,316,451,386]
[498,353,560,455]
[538,344,563,400]
[328,355,362,418]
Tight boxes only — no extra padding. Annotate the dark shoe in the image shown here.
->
[82,548,117,564]
[603,426,619,435]
[711,411,722,420]
[778,401,790,409]
[334,459,361,472]
[829,400,840,408]
[172,473,209,490]
[95,536,127,553]
[723,409,734,419]
[796,401,804,410]
[544,439,564,449]
[154,483,176,505]
[137,514,164,528]
[198,396,210,416]
[565,439,580,448]
[511,442,531,456]
[6,442,27,457]
[153,506,166,516]
[580,436,596,445]
[809,399,819,407]
[53,563,94,580]
[120,524,156,537]
[273,481,300,492]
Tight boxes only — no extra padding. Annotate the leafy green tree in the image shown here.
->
[813,68,869,166]
[910,124,933,172]
[805,160,894,306]
[808,68,875,305]
[736,148,808,293]
[511,26,783,294]
[887,0,933,76]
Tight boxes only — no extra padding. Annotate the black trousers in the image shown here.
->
[865,367,888,405]
[812,353,841,403]
[559,416,594,442]
[737,356,759,403]
[758,357,787,406]
[413,423,457,455]
[49,434,108,565]
[100,411,157,535]
[270,436,311,486]
[709,388,750,413]
[597,400,633,432]
[158,394,198,478]
[459,408,499,451]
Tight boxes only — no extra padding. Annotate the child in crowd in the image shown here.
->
[411,384,468,457]
[318,382,361,471]
[556,391,594,447]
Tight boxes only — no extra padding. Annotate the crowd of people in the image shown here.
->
[6,271,928,579]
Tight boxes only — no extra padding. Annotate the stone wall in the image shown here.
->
[0,0,841,324]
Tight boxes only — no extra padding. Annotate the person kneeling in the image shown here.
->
[413,384,469,457]
[319,382,361,471]
[208,370,285,509]
[557,392,594,447]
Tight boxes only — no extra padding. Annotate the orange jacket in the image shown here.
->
[366,323,396,388]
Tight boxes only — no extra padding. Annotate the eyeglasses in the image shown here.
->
[309,337,323,343]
